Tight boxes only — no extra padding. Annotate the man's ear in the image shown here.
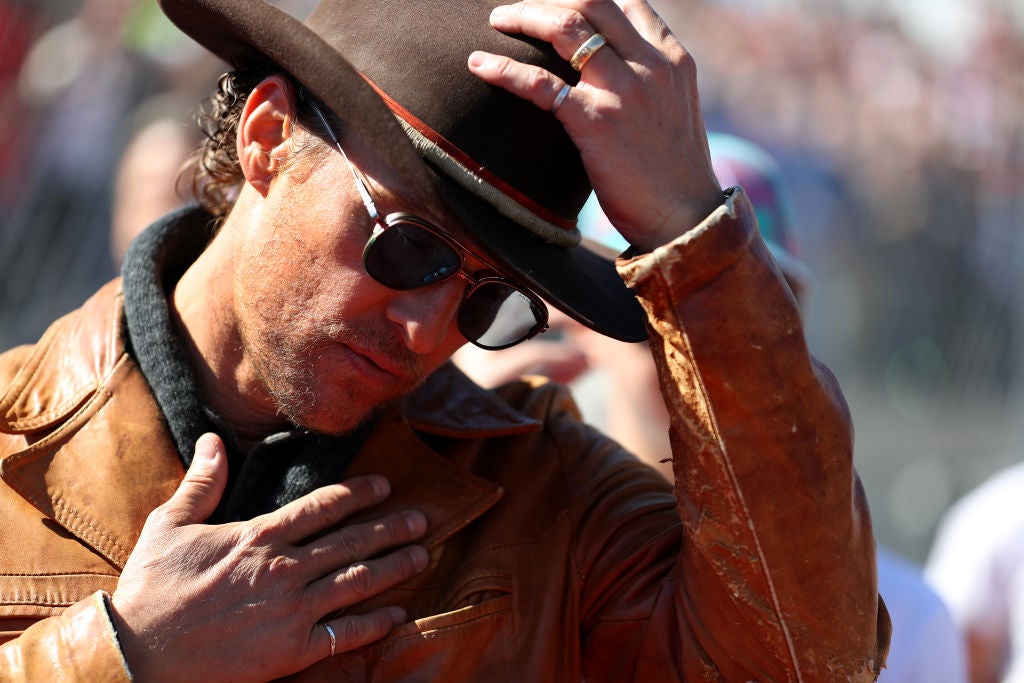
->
[237,74,296,197]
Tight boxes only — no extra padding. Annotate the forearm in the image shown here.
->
[619,188,889,681]
[0,592,133,683]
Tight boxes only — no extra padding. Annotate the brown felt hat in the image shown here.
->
[159,0,647,341]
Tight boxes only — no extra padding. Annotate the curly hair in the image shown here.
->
[187,62,333,222]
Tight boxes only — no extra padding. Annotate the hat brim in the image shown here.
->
[159,0,648,342]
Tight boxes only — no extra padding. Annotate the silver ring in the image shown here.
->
[550,83,571,113]
[322,622,337,657]
[570,33,608,71]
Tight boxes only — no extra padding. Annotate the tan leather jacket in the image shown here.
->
[0,190,889,681]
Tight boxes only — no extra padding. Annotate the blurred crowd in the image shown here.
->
[1,0,1024,678]
[670,0,1024,403]
[661,0,1024,563]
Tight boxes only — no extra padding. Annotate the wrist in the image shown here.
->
[627,188,730,254]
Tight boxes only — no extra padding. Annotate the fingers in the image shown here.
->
[474,0,716,248]
[271,474,393,544]
[489,1,624,66]
[161,433,228,526]
[492,0,677,62]
[470,0,664,117]
[312,544,429,614]
[468,52,574,118]
[314,607,406,661]
[302,508,428,575]
[613,0,676,47]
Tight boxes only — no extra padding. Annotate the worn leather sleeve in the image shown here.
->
[576,188,890,681]
[0,591,132,682]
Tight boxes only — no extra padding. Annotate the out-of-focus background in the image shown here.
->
[1,0,1022,565]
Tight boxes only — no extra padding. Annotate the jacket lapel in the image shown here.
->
[348,410,504,550]
[0,282,185,570]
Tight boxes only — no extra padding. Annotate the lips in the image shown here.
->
[341,342,406,380]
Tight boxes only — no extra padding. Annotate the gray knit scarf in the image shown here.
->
[122,206,374,522]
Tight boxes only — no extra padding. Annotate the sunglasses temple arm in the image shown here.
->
[307,98,382,224]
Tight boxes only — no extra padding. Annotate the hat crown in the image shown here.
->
[305,0,590,229]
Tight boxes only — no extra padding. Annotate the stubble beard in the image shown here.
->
[243,316,431,436]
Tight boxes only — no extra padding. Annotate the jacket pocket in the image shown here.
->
[305,574,517,683]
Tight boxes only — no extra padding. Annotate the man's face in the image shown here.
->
[231,141,472,435]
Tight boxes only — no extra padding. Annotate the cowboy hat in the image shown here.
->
[158,0,647,341]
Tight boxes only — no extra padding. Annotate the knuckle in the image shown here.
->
[524,70,551,97]
[333,528,367,561]
[146,504,174,530]
[343,562,376,598]
[653,46,696,85]
[306,487,347,525]
[338,616,373,649]
[266,553,298,579]
[550,8,587,37]
[682,52,698,79]
[238,520,278,550]
[489,55,516,81]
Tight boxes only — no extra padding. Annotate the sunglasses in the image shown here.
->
[304,98,549,350]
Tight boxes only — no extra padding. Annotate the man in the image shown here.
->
[0,0,889,680]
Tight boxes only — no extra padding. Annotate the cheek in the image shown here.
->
[238,207,372,321]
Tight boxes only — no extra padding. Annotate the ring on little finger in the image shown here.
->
[550,83,571,113]
[321,622,337,657]
[570,33,608,71]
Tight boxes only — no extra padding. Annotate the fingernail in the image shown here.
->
[467,51,488,69]
[371,476,390,498]
[389,606,407,625]
[410,545,429,571]
[194,433,218,462]
[405,510,427,536]
[489,5,510,22]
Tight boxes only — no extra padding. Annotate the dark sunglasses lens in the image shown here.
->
[363,221,461,290]
[459,281,546,350]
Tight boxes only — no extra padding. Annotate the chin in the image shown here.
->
[255,343,428,436]
[296,407,380,437]
[271,373,399,436]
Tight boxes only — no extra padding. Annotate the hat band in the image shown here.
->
[362,77,582,248]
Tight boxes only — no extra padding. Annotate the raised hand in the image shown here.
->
[110,433,428,682]
[468,0,723,252]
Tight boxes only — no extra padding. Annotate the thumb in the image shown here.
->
[162,432,228,525]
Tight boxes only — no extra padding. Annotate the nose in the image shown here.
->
[384,278,465,354]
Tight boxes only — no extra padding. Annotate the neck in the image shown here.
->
[170,204,289,445]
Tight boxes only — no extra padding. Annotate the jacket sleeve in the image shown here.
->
[575,188,890,681]
[0,591,133,682]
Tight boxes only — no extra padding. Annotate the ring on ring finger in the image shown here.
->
[321,622,337,658]
[550,83,571,113]
[570,33,608,71]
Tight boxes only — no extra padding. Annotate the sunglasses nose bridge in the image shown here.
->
[451,268,477,291]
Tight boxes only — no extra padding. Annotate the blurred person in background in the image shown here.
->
[0,0,890,679]
[927,461,1024,683]
[1,0,167,347]
[457,131,968,683]
[110,95,202,266]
